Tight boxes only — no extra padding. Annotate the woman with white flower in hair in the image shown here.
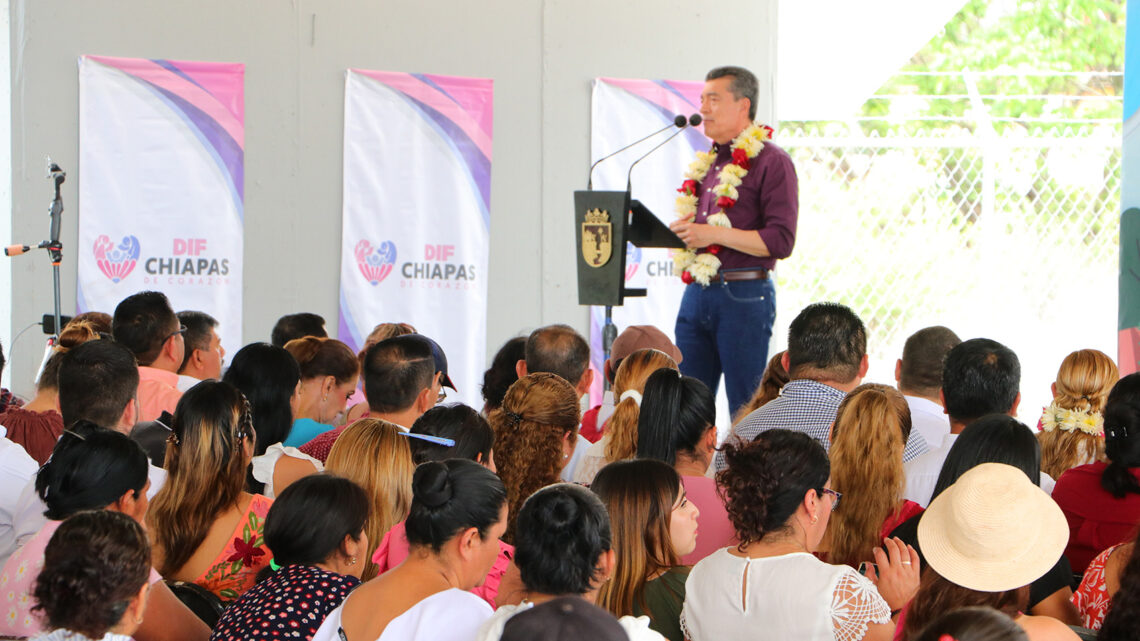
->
[1037,349,1118,480]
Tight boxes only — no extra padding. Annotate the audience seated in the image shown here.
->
[175,311,225,392]
[683,429,918,641]
[148,381,272,602]
[225,342,318,498]
[282,336,360,447]
[890,415,1080,624]
[516,324,595,481]
[211,474,369,641]
[731,350,789,426]
[373,404,511,608]
[592,460,699,641]
[574,348,679,484]
[905,338,1037,507]
[324,419,415,580]
[0,422,208,641]
[344,322,418,424]
[912,607,1030,641]
[302,334,452,461]
[488,372,580,545]
[579,325,683,443]
[894,326,961,447]
[821,383,922,567]
[0,320,100,464]
[723,302,928,471]
[1037,349,1118,480]
[271,312,327,347]
[1053,372,1140,575]
[498,596,628,641]
[480,483,665,641]
[481,336,527,416]
[636,368,734,564]
[112,291,186,421]
[30,510,153,641]
[313,459,507,641]
[904,463,1078,641]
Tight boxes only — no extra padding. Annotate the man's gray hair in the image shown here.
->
[706,66,759,121]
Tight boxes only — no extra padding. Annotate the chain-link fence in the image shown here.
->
[774,121,1121,423]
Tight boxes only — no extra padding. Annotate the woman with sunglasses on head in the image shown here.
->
[148,380,273,603]
[682,429,919,641]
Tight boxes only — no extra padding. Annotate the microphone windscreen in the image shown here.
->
[689,114,703,126]
[673,114,687,128]
[4,245,26,256]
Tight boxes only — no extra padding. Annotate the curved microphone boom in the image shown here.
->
[625,124,693,193]
[588,114,688,189]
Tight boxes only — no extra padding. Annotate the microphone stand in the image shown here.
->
[5,163,66,341]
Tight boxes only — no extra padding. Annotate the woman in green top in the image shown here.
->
[592,459,700,641]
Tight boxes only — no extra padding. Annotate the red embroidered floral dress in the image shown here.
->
[1073,544,1122,630]
[194,494,274,602]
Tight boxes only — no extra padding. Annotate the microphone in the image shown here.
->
[589,115,688,189]
[689,114,702,126]
[5,245,30,256]
[626,125,692,192]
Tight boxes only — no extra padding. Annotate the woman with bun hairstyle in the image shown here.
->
[148,381,272,602]
[311,459,508,641]
[488,373,580,544]
[30,510,153,641]
[573,349,678,485]
[476,483,666,641]
[636,369,733,564]
[212,474,370,641]
[1037,349,1118,480]
[682,429,919,641]
[592,460,699,641]
[325,419,415,580]
[481,337,527,415]
[283,336,360,447]
[821,384,921,567]
[1053,372,1140,574]
[0,422,209,641]
[0,320,101,464]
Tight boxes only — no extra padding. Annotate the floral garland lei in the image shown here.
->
[1039,401,1104,436]
[673,122,773,285]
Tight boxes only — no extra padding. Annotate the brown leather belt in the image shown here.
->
[709,268,769,283]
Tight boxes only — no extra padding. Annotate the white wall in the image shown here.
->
[7,0,775,395]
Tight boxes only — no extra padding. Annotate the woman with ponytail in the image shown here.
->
[312,459,508,641]
[636,369,733,564]
[1054,372,1140,574]
[283,336,360,447]
[820,384,921,567]
[573,349,678,485]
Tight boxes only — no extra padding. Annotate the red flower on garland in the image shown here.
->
[226,537,266,567]
[681,270,694,284]
[707,244,721,255]
[762,125,774,138]
[731,148,751,170]
[716,196,736,210]
[677,179,699,195]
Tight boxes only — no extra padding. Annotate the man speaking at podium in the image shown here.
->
[668,65,799,418]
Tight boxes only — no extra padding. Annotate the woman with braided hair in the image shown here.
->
[488,373,580,545]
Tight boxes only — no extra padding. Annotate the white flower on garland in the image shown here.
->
[1038,401,1104,436]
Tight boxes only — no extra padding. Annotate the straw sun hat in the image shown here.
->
[917,462,1068,592]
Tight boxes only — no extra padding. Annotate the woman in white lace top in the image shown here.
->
[682,429,920,641]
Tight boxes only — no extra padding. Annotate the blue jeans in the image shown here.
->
[675,276,776,418]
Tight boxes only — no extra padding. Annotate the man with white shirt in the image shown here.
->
[0,339,167,564]
[895,326,961,447]
[904,337,1041,506]
[175,310,225,392]
[0,427,37,567]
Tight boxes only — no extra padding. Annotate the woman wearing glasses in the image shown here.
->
[681,429,919,641]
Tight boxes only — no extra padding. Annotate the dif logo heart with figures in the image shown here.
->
[94,234,141,283]
[625,244,642,282]
[355,239,397,285]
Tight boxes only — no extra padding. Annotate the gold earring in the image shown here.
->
[349,556,357,565]
[811,515,818,525]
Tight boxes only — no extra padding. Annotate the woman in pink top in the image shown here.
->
[636,369,735,564]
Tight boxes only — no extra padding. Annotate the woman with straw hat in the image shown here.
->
[902,463,1079,641]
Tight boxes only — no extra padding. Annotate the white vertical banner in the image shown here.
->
[78,56,245,358]
[589,78,735,428]
[339,70,492,408]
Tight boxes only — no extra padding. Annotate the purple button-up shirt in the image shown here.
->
[694,138,799,271]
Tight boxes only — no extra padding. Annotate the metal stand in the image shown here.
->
[601,305,617,391]
[5,163,66,340]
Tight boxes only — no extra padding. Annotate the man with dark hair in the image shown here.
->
[895,326,961,446]
[299,333,454,462]
[175,311,225,392]
[112,291,184,421]
[270,312,327,347]
[718,302,927,471]
[904,338,1040,506]
[668,65,799,419]
[515,325,595,481]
